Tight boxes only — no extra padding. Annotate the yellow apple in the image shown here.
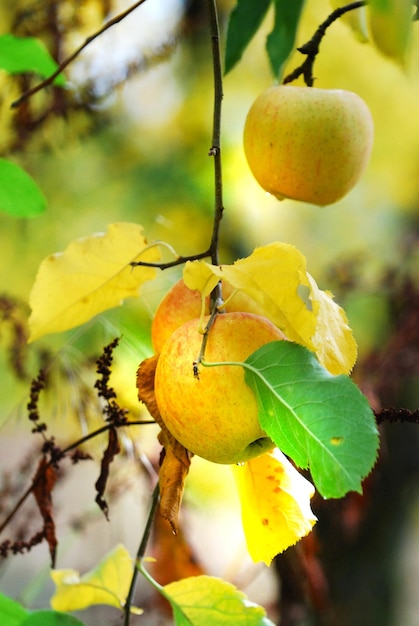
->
[151,278,264,353]
[243,85,374,206]
[154,311,285,464]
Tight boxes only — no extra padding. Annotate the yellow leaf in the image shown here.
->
[306,273,357,375]
[182,261,219,297]
[50,544,141,613]
[183,243,357,374]
[163,575,272,625]
[29,222,159,342]
[232,449,317,565]
[184,243,313,342]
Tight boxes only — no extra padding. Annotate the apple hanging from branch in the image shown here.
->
[243,85,374,206]
[154,311,285,465]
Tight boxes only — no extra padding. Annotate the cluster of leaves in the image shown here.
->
[24,223,379,561]
[0,343,277,623]
[225,0,416,82]
[49,544,276,625]
[0,217,381,622]
[0,326,281,623]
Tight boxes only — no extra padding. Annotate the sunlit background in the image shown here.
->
[1,1,419,625]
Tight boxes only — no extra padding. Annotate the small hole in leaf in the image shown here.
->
[297,284,312,311]
[330,437,344,446]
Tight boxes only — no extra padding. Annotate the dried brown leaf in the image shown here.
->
[136,355,192,532]
[95,427,121,520]
[32,457,57,566]
[136,355,163,427]
[157,430,192,533]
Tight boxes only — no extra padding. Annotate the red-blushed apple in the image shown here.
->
[154,311,285,464]
[243,85,374,206]
[151,278,264,353]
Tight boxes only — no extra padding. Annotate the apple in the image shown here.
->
[243,85,374,206]
[151,278,264,353]
[154,311,285,464]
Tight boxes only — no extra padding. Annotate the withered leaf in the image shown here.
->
[157,430,192,533]
[32,457,57,566]
[95,426,121,520]
[137,355,192,533]
[136,355,163,428]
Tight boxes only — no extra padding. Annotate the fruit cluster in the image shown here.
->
[151,83,374,463]
[152,279,285,464]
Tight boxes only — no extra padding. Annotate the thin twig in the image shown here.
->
[0,420,155,535]
[206,0,224,269]
[0,482,36,536]
[11,0,149,108]
[60,420,156,456]
[206,0,224,317]
[283,1,366,86]
[133,1,226,311]
[131,249,211,270]
[375,407,419,425]
[124,482,160,626]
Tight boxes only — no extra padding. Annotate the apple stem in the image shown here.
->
[193,304,222,376]
[283,1,367,87]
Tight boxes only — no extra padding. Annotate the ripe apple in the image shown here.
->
[154,311,285,464]
[151,278,264,353]
[243,85,374,206]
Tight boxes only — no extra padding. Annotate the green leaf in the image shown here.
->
[0,34,65,85]
[244,341,379,498]
[0,592,29,626]
[163,576,275,626]
[21,611,85,626]
[266,0,306,79]
[0,159,46,217]
[330,1,369,42]
[224,0,272,74]
[367,0,414,65]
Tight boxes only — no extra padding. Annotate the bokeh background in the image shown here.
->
[1,1,419,625]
